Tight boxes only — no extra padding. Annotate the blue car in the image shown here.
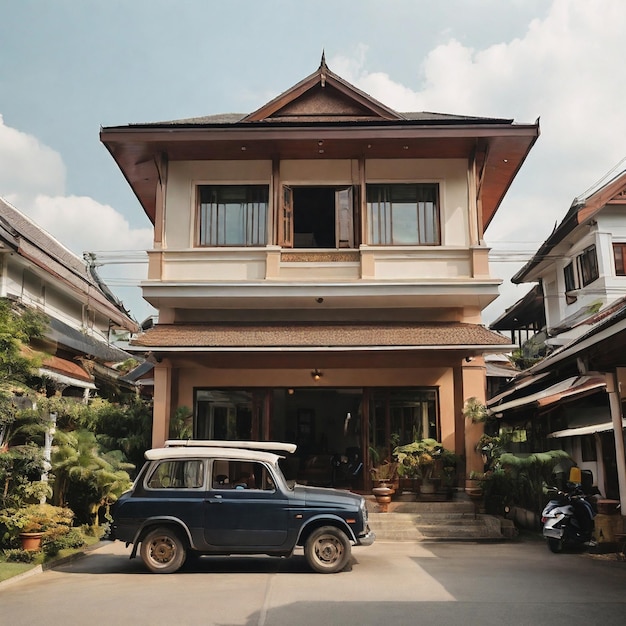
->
[110,440,374,574]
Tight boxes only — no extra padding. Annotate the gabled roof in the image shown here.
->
[242,53,404,123]
[513,159,626,283]
[101,56,539,230]
[0,197,138,331]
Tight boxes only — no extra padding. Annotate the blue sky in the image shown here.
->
[1,0,625,324]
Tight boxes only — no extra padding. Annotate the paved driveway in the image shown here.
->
[1,538,626,625]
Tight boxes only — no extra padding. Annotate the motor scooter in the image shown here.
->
[541,470,596,553]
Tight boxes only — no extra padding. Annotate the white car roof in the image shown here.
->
[145,446,284,464]
[164,440,297,454]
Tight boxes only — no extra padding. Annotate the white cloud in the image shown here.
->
[0,114,66,200]
[330,0,626,322]
[0,115,153,320]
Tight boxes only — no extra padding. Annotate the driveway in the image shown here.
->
[1,538,625,625]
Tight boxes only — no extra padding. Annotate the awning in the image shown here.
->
[548,421,625,438]
[536,376,606,408]
[488,375,606,415]
[22,345,95,388]
[39,368,96,390]
[487,371,551,406]
[130,322,514,352]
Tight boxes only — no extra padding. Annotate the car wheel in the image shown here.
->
[304,526,351,573]
[140,527,186,574]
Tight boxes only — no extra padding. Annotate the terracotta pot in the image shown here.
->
[19,532,43,551]
[372,486,393,512]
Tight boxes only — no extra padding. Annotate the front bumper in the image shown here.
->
[357,528,376,546]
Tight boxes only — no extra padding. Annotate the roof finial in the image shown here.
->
[320,50,327,87]
[320,50,327,69]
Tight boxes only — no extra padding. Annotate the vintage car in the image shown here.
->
[109,440,374,574]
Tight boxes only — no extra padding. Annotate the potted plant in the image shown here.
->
[0,503,74,551]
[393,439,447,495]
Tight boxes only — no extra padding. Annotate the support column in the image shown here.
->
[461,357,487,480]
[152,359,173,448]
[606,371,626,510]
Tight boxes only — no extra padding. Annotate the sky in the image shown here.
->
[1,0,626,325]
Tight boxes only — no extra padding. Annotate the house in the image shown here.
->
[100,56,539,489]
[487,162,626,508]
[0,197,139,400]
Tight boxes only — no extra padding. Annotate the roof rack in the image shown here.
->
[164,440,297,454]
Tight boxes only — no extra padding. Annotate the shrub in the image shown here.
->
[3,548,36,563]
[43,528,85,557]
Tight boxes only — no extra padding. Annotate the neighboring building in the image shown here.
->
[508,161,626,349]
[0,197,139,400]
[487,162,626,508]
[101,57,539,488]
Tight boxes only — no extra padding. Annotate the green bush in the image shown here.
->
[43,528,85,557]
[3,548,36,563]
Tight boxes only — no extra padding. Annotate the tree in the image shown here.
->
[51,429,132,525]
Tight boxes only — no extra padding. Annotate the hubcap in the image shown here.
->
[150,537,176,564]
[315,535,343,564]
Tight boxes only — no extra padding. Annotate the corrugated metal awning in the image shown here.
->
[548,421,624,438]
[489,375,605,415]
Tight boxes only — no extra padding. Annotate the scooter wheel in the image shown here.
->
[547,538,563,553]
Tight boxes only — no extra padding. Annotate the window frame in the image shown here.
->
[578,245,599,287]
[613,242,626,276]
[196,184,269,247]
[365,183,440,246]
[146,459,206,490]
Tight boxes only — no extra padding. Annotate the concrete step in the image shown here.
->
[365,493,505,542]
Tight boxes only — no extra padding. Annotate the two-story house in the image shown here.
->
[487,162,626,506]
[101,57,538,489]
[511,161,626,348]
[0,197,138,400]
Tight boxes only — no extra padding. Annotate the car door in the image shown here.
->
[203,459,291,549]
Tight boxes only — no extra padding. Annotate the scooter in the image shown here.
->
[541,482,596,553]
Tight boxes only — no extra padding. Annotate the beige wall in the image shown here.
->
[163,158,469,250]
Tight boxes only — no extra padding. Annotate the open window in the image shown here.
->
[279,186,357,249]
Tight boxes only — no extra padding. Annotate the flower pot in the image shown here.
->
[19,531,43,551]
[372,486,393,512]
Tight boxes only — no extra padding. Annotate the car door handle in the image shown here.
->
[205,495,223,503]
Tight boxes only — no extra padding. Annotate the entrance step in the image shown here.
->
[365,494,505,542]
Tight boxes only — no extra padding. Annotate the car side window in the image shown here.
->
[147,460,205,489]
[211,460,276,491]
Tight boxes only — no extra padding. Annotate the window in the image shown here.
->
[211,460,275,491]
[197,185,268,246]
[195,389,262,440]
[563,245,599,302]
[564,262,577,292]
[147,460,205,489]
[613,243,626,276]
[280,186,356,249]
[369,388,440,457]
[578,245,598,286]
[366,184,439,245]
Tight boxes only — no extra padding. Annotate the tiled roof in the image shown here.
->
[132,111,512,128]
[131,322,511,349]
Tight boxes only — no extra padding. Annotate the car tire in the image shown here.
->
[304,526,351,573]
[547,537,563,553]
[140,527,186,574]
